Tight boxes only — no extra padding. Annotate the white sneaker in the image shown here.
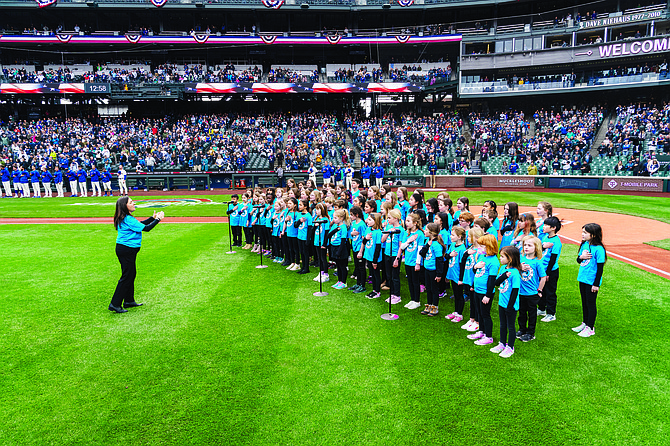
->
[490,342,505,354]
[461,320,473,330]
[578,326,595,337]
[321,273,329,282]
[572,322,586,332]
[499,346,515,358]
[541,314,556,322]
[286,263,295,270]
[313,274,322,282]
[292,264,301,271]
[537,309,547,316]
[404,301,413,309]
[406,301,421,310]
[466,322,480,332]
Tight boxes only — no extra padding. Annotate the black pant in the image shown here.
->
[354,254,367,287]
[317,245,328,274]
[539,269,559,315]
[336,258,348,284]
[518,293,540,334]
[289,236,299,264]
[579,281,598,328]
[474,292,492,337]
[467,286,476,320]
[368,260,380,292]
[451,280,464,315]
[405,264,420,303]
[385,256,401,296]
[111,244,140,307]
[425,269,439,306]
[298,239,310,272]
[243,227,253,245]
[499,306,517,348]
[232,226,242,246]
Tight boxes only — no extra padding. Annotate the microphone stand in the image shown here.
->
[381,230,399,321]
[313,219,328,297]
[223,201,236,254]
[253,205,268,268]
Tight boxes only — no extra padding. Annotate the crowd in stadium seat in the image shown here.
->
[1,104,667,180]
[284,113,349,170]
[0,63,263,84]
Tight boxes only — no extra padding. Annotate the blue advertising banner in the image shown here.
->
[547,177,600,190]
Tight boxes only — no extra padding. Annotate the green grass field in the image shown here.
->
[1,193,669,445]
[645,238,670,251]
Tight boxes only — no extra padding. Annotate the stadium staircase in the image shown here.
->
[528,118,536,138]
[591,112,613,158]
[346,132,361,169]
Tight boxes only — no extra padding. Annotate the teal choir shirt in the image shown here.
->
[363,228,383,262]
[541,234,562,272]
[116,215,146,248]
[520,255,546,295]
[446,244,466,282]
[497,267,522,310]
[422,241,444,271]
[401,230,425,267]
[297,212,313,241]
[473,254,501,294]
[577,242,606,286]
[351,220,368,253]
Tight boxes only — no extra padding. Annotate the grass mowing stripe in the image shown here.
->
[0,224,669,445]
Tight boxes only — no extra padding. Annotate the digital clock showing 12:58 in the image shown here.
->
[85,83,110,93]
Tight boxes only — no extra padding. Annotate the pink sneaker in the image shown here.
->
[451,314,463,323]
[467,331,484,340]
[474,336,494,346]
[420,285,426,293]
[390,295,402,304]
[445,312,456,320]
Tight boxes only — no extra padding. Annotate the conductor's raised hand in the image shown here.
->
[156,211,165,220]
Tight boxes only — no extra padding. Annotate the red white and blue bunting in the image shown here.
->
[55,33,73,43]
[262,0,284,9]
[125,34,142,44]
[260,35,278,45]
[35,0,57,8]
[397,0,414,6]
[150,0,168,7]
[395,35,411,44]
[191,33,210,44]
[326,35,342,45]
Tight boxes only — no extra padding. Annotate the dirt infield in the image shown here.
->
[1,209,668,279]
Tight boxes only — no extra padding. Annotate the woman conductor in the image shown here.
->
[110,197,164,313]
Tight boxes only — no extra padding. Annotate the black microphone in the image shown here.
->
[382,229,402,234]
